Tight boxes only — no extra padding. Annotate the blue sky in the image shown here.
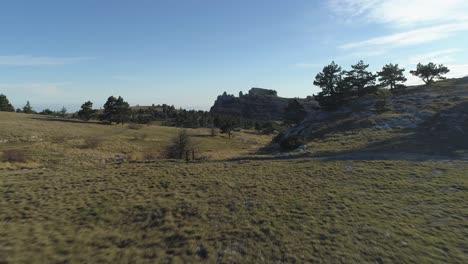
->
[1,0,467,111]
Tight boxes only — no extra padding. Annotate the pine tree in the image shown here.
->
[0,94,15,112]
[377,64,407,91]
[214,115,237,139]
[343,60,377,96]
[22,101,34,114]
[101,96,131,124]
[116,96,131,124]
[78,101,96,120]
[410,62,449,85]
[59,106,67,117]
[313,62,344,110]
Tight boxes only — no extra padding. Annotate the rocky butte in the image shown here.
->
[210,87,318,120]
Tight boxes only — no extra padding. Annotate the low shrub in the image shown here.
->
[271,132,285,144]
[279,135,305,151]
[2,149,28,163]
[375,100,390,113]
[375,89,393,113]
[82,137,104,149]
[131,133,148,141]
[51,134,68,144]
[143,149,158,161]
[128,123,144,130]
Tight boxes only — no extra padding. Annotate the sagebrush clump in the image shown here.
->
[82,137,104,149]
[279,135,305,151]
[2,149,28,163]
[128,123,144,130]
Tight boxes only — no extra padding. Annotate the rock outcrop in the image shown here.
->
[210,88,318,120]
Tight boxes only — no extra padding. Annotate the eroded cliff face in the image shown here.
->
[210,88,318,120]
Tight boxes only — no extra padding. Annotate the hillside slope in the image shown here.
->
[0,93,467,263]
[0,112,272,169]
[275,77,468,157]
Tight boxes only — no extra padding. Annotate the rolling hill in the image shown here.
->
[0,78,467,263]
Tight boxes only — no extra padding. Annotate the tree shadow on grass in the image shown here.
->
[227,101,468,162]
[225,134,466,163]
[322,101,468,161]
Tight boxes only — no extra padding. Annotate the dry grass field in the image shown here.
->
[0,112,272,169]
[1,111,467,263]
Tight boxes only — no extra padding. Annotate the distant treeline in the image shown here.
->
[1,92,281,134]
[74,96,285,136]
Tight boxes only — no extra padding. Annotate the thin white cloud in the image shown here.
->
[337,49,387,60]
[339,22,468,50]
[406,49,461,65]
[0,83,70,96]
[330,1,468,56]
[445,64,468,79]
[0,55,92,66]
[328,0,468,27]
[328,0,379,17]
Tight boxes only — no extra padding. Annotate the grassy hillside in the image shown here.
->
[1,81,468,263]
[0,112,272,169]
[279,77,468,158]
